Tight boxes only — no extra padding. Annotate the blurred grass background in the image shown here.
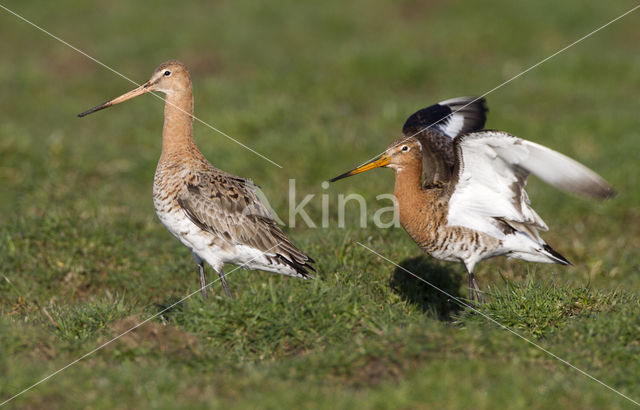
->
[1,0,639,408]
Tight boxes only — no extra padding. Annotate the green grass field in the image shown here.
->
[1,1,639,408]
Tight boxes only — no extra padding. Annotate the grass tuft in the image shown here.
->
[47,294,133,343]
[461,278,614,338]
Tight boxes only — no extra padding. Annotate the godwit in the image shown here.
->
[79,60,314,297]
[330,97,614,303]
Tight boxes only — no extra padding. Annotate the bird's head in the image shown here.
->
[78,60,191,117]
[329,137,423,182]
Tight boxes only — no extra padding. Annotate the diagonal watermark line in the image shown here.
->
[0,242,284,407]
[0,3,283,169]
[355,3,640,168]
[356,242,640,407]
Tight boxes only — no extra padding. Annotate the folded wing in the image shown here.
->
[177,170,314,277]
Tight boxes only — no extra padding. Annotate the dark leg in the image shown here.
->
[468,272,484,305]
[216,269,233,298]
[198,261,208,298]
[468,273,474,302]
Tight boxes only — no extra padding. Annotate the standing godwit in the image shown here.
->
[330,98,614,303]
[79,60,314,297]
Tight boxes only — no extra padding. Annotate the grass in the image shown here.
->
[1,0,639,408]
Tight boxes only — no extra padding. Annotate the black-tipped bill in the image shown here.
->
[78,82,151,117]
[329,154,391,182]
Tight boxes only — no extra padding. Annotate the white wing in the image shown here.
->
[447,131,615,239]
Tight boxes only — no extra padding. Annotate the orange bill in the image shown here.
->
[329,154,391,182]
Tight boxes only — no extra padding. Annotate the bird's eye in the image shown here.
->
[163,70,171,77]
[401,145,409,152]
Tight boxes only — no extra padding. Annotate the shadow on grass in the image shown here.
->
[390,256,463,321]
[151,297,187,322]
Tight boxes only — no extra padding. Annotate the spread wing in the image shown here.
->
[177,170,314,276]
[402,96,488,186]
[447,131,616,239]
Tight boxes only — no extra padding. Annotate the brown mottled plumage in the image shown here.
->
[79,60,314,297]
[330,101,614,303]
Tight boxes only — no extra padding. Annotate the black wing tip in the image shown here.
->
[607,187,617,199]
[596,185,617,200]
[543,244,572,266]
[568,181,617,201]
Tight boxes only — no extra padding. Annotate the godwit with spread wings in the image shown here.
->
[330,97,614,303]
[79,60,314,297]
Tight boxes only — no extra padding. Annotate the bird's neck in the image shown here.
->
[393,161,423,203]
[393,160,432,225]
[160,88,199,162]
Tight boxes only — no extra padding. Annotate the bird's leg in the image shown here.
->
[216,268,233,298]
[197,260,207,298]
[468,273,474,302]
[468,272,484,305]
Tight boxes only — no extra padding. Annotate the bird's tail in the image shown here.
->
[504,233,571,266]
[541,244,572,265]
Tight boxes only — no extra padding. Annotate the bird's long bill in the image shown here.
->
[329,154,391,182]
[78,81,151,117]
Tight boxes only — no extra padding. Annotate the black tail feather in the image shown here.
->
[543,244,572,266]
[276,253,316,278]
